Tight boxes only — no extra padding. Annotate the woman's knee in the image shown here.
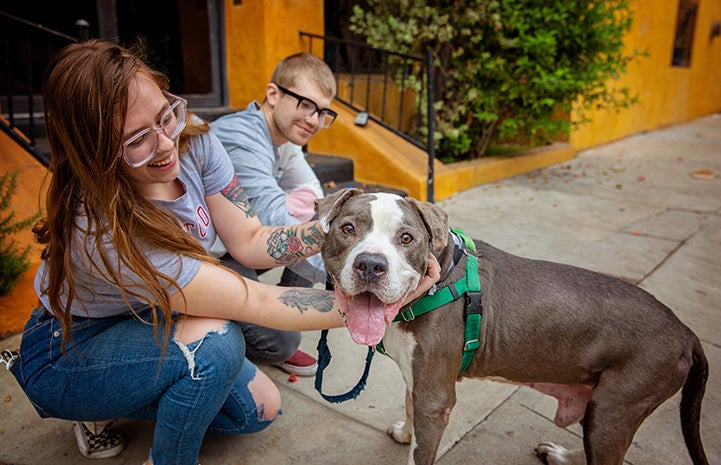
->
[249,369,282,421]
[172,318,246,386]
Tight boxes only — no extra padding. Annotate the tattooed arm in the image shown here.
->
[206,176,324,269]
[170,256,441,331]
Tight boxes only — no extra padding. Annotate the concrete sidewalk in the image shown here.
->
[2,114,720,464]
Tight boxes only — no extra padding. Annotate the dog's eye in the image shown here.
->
[341,224,355,235]
[400,233,413,244]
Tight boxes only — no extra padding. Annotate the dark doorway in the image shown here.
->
[1,0,224,107]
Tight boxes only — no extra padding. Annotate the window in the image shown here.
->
[671,0,699,67]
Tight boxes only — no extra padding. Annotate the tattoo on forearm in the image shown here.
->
[278,289,334,314]
[267,226,300,263]
[302,223,324,249]
[221,177,255,218]
[266,224,324,264]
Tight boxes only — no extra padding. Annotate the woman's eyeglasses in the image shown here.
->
[121,92,188,168]
[274,84,337,128]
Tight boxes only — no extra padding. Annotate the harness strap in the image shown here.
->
[395,279,468,322]
[391,228,483,374]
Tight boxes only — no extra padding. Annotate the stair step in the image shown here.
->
[29,138,49,165]
[321,179,407,197]
[193,107,237,122]
[306,153,354,184]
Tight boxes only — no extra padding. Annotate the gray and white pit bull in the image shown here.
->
[314,188,708,465]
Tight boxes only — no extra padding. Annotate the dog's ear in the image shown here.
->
[315,188,364,233]
[405,197,449,253]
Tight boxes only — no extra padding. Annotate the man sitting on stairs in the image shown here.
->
[210,52,338,377]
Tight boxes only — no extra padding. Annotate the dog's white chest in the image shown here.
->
[382,325,417,391]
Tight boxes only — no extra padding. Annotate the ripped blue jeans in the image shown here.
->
[11,307,275,465]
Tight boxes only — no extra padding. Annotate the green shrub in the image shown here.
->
[0,170,40,296]
[351,0,644,160]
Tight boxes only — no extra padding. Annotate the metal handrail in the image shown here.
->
[0,11,88,167]
[299,32,436,202]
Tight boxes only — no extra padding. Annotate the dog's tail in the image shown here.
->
[680,338,709,465]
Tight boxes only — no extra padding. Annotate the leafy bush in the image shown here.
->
[350,0,643,160]
[0,170,40,296]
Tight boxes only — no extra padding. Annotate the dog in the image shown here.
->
[314,188,708,465]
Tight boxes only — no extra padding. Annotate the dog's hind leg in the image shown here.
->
[578,361,686,465]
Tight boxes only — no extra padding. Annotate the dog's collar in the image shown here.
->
[381,228,483,374]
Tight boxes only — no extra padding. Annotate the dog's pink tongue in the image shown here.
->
[345,293,402,347]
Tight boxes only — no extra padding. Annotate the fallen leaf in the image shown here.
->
[689,169,716,180]
[4,395,11,403]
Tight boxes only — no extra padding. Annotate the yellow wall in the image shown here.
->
[570,0,721,150]
[309,105,575,201]
[223,0,325,109]
[221,1,721,200]
[0,129,48,332]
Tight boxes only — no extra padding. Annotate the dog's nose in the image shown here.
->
[353,253,388,281]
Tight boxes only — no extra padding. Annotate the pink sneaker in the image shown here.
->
[274,350,318,377]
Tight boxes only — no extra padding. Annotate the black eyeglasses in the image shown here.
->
[274,83,337,128]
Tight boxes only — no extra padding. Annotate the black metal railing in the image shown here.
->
[300,32,436,202]
[0,11,88,167]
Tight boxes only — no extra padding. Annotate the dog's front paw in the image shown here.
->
[387,420,412,444]
[535,442,586,465]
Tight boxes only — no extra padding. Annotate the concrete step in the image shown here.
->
[306,153,354,184]
[306,152,406,196]
[192,107,237,122]
[321,179,407,197]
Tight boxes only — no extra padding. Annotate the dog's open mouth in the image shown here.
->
[334,284,404,347]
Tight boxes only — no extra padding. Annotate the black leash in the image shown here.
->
[314,329,375,403]
[314,275,376,403]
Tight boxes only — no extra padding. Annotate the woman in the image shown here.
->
[10,40,439,465]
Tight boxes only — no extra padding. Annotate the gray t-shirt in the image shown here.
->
[34,129,234,318]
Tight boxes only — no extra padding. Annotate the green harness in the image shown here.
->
[378,228,483,374]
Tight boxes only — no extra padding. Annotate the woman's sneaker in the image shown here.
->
[74,421,126,459]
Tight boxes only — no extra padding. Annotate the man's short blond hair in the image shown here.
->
[270,52,337,97]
